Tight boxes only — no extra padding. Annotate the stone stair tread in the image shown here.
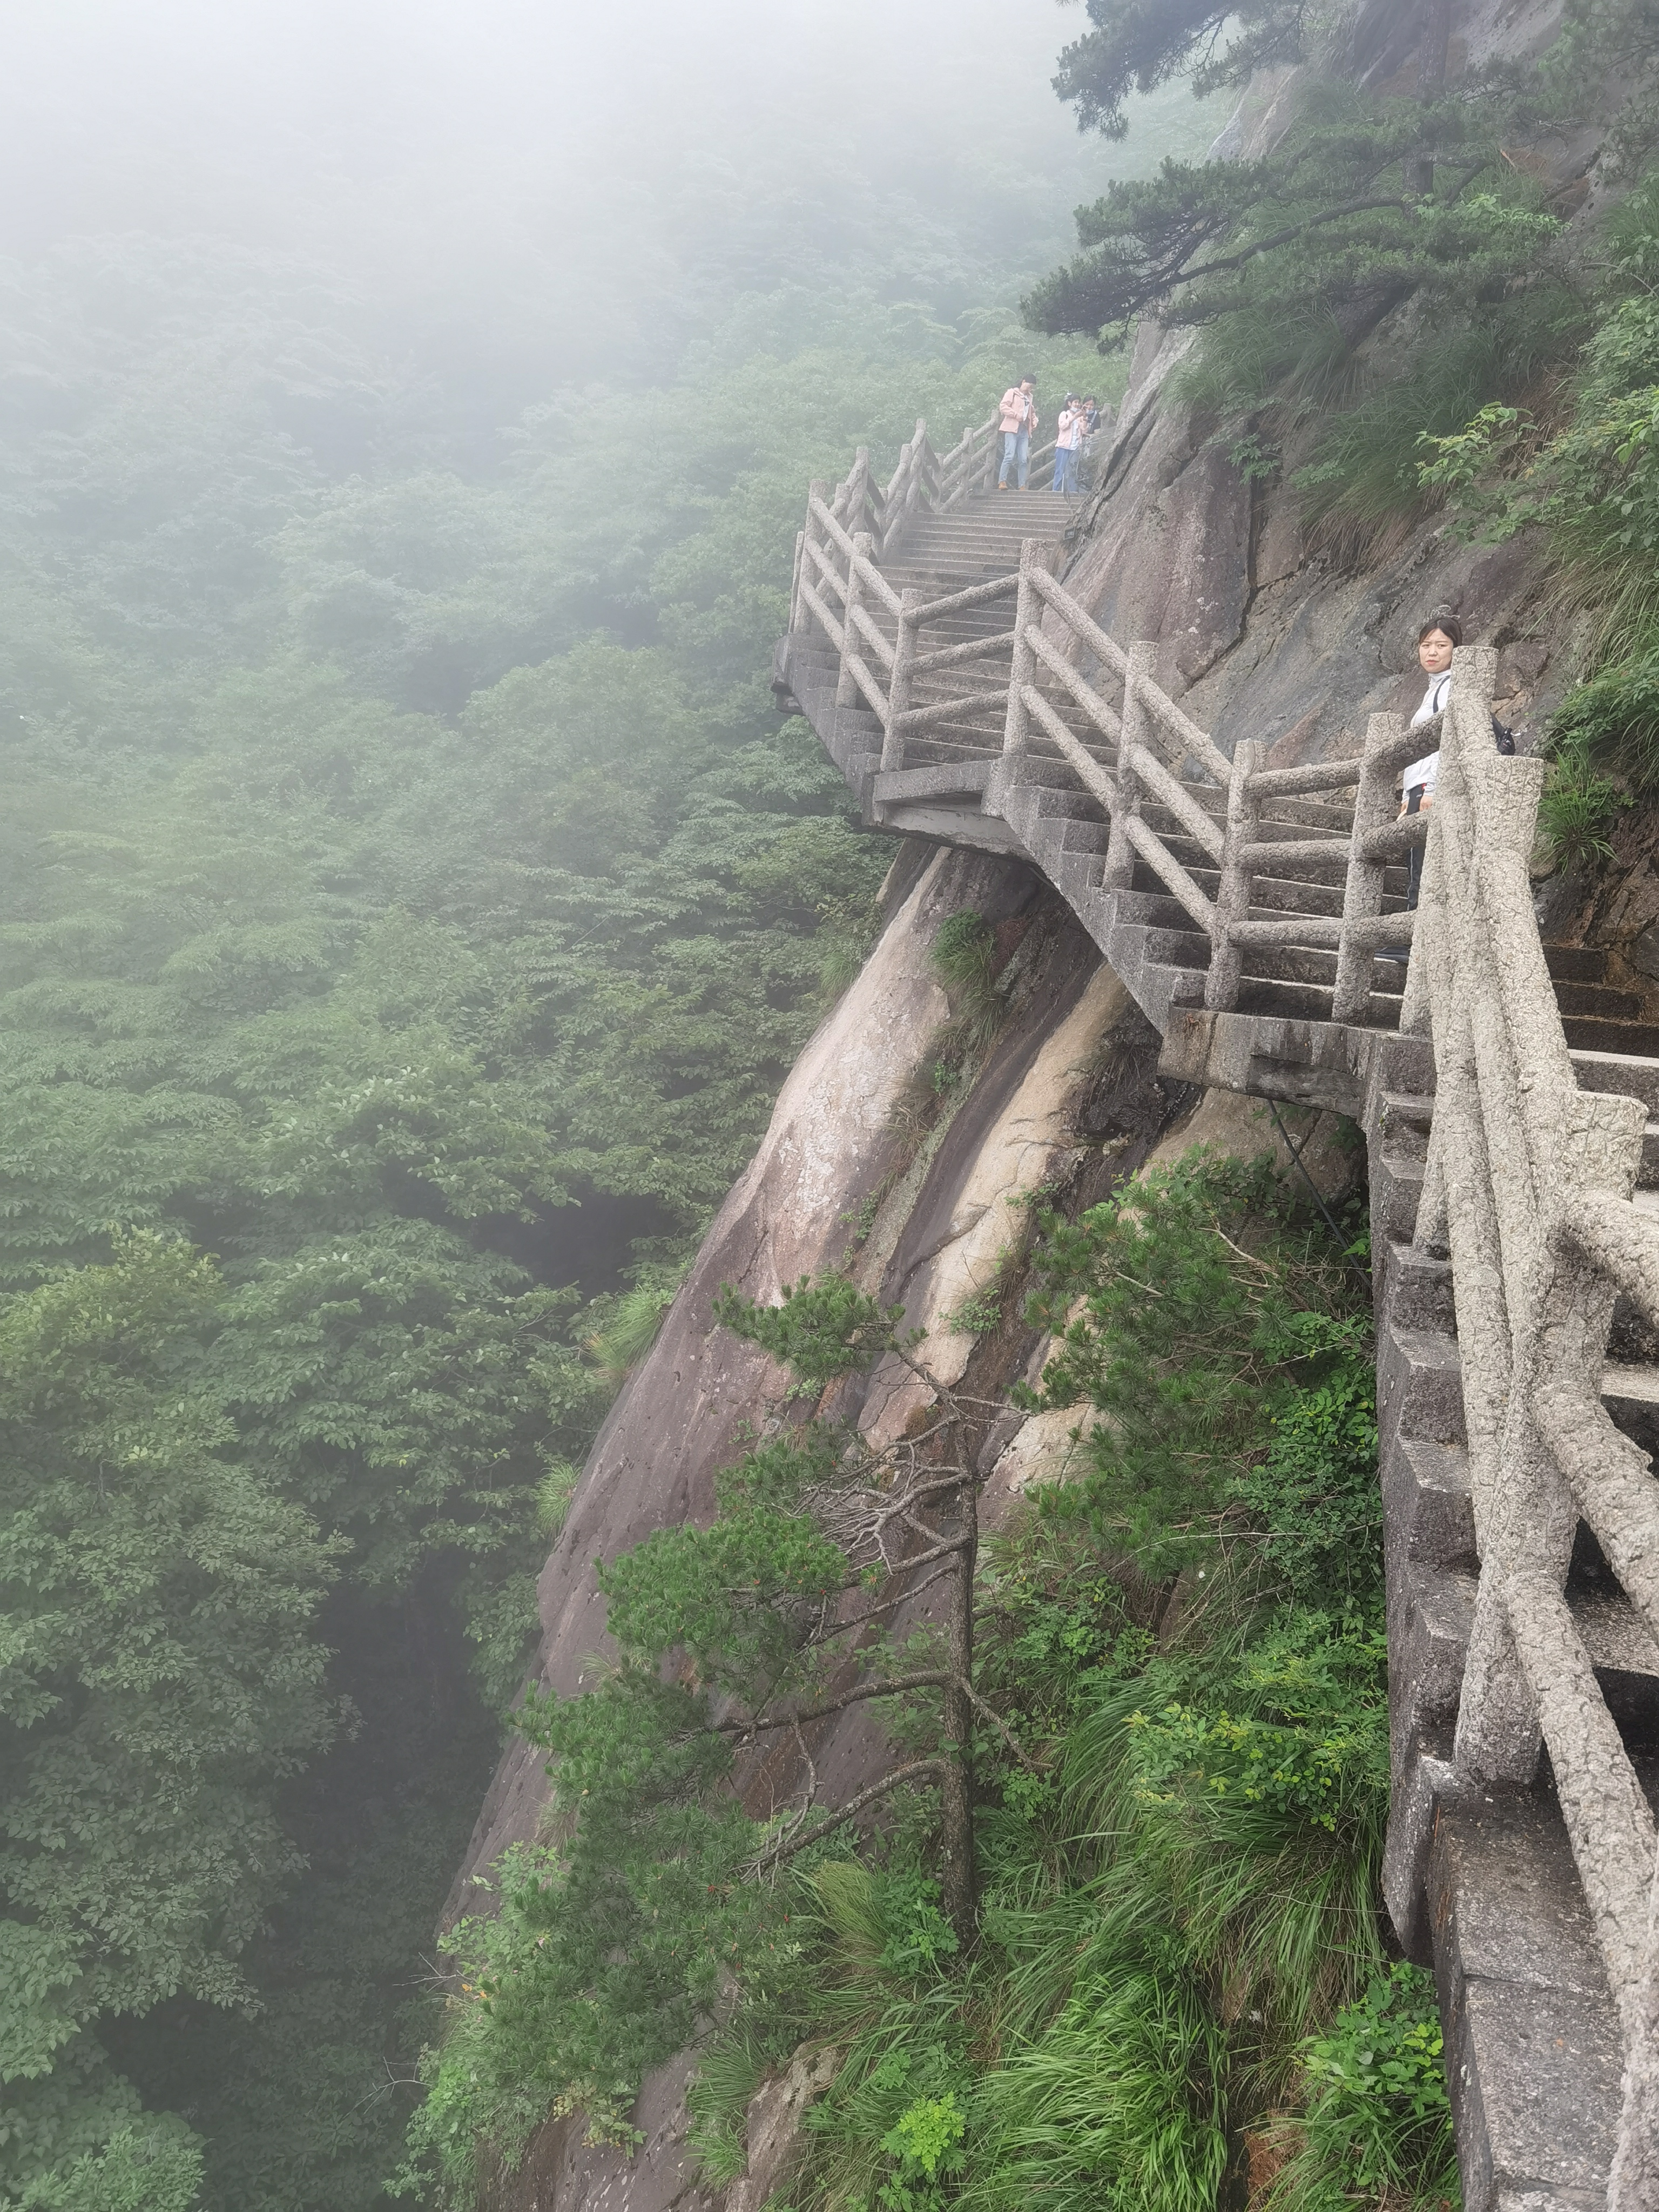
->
[1601,1354,1659,1403]
[1381,1089,1435,1124]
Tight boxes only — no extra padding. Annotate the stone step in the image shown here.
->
[1544,943,1610,984]
[1553,979,1647,1021]
[1230,972,1402,1030]
[1570,1047,1659,1110]
[1381,1080,1659,1189]
[1561,1010,1659,1056]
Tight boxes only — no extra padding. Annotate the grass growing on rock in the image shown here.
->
[690,1153,1446,2212]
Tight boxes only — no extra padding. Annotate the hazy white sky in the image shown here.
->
[4,0,1110,244]
[2,1,1226,419]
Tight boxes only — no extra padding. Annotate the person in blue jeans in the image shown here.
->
[997,377,1037,488]
[1053,396,1083,494]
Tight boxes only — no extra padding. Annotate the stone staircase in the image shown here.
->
[782,467,1659,2206]
[784,493,1659,1075]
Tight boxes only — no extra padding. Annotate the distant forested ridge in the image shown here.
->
[0,15,1179,2200]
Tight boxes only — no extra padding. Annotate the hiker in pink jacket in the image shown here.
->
[997,377,1037,489]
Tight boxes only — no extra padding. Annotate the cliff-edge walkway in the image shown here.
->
[779,415,1659,2209]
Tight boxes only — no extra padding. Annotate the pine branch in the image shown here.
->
[714,1669,955,1735]
[747,1758,953,1871]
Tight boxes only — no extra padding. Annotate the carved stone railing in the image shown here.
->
[790,502,1371,1007]
[789,482,1021,771]
[1403,650,1659,2203]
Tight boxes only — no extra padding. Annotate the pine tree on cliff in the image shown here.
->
[1029,0,1554,347]
[396,1278,1021,2188]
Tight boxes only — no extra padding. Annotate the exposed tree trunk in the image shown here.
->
[1411,0,1453,194]
[938,1465,978,1940]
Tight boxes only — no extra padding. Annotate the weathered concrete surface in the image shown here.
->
[1143,1080,1363,1201]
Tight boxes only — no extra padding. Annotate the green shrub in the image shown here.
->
[1021,1151,1369,1573]
[16,2122,205,2212]
[1229,1351,1380,1603]
[1292,297,1583,568]
[1267,1964,1458,2211]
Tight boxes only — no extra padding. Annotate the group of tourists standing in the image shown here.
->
[996,376,1101,493]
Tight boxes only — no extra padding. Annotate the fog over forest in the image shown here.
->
[0,8,1222,2209]
[5,0,1215,421]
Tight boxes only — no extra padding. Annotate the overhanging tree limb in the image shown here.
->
[748,1757,953,1871]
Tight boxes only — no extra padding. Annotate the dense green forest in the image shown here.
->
[0,4,1220,2204]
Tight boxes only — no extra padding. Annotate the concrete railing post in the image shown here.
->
[1104,640,1157,892]
[836,532,875,709]
[787,528,805,639]
[1332,712,1405,1023]
[999,540,1044,768]
[1609,1844,1659,2209]
[881,589,921,774]
[879,441,913,560]
[1204,737,1263,1011]
[903,417,929,528]
[793,481,830,643]
[847,447,872,537]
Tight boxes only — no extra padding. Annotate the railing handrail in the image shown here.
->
[1398,652,1659,2186]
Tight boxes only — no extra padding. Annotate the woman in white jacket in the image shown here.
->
[1383,611,1519,965]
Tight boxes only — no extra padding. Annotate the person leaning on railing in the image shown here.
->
[997,376,1037,490]
[1382,611,1517,962]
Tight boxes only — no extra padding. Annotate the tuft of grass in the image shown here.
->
[582,1280,680,1385]
[929,911,1005,1058]
[1292,300,1582,570]
[1171,302,1360,425]
[968,1974,1228,2212]
[819,936,868,1003]
[687,2031,773,2186]
[880,911,1015,1160]
[1537,734,1629,872]
[536,1456,581,1538]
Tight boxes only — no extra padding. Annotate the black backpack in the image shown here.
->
[1492,715,1518,756]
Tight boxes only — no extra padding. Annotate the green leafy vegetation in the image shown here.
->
[402,1152,1449,2211]
[1267,1964,1458,2211]
[1020,1151,1373,1578]
[397,1276,994,2203]
[1029,75,1563,351]
[1411,172,1659,862]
